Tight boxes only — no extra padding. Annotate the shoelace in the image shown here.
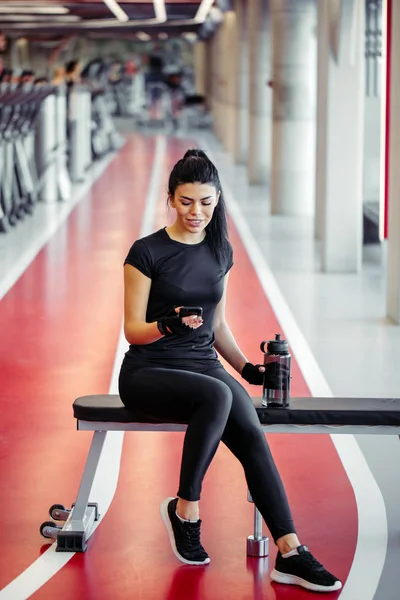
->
[298,552,325,572]
[183,522,202,548]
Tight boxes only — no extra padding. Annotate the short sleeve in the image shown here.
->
[124,239,153,278]
[225,241,234,275]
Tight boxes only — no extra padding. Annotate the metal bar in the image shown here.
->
[78,421,188,432]
[254,506,262,540]
[70,430,107,523]
[77,420,400,435]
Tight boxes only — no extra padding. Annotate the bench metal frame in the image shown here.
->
[48,419,400,554]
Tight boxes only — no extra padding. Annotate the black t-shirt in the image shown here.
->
[123,227,233,368]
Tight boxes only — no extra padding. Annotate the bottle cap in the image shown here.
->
[267,334,289,355]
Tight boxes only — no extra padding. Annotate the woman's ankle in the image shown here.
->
[276,533,301,555]
[176,498,199,521]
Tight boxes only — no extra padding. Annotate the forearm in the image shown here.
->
[213,322,248,375]
[124,321,163,345]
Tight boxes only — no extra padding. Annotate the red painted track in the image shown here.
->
[0,135,357,599]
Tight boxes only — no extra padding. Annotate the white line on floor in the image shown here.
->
[0,135,166,600]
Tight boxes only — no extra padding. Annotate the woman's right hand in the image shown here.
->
[157,307,203,336]
[176,307,203,330]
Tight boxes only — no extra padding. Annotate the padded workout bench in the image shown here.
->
[40,395,400,554]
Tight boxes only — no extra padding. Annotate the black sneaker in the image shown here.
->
[271,545,342,593]
[160,497,210,566]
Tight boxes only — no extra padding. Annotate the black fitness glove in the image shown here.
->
[157,310,191,336]
[241,362,265,385]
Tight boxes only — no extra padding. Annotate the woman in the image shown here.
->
[119,149,342,593]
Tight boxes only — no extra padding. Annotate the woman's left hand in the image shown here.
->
[241,362,265,385]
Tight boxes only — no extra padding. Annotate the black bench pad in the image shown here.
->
[73,395,400,427]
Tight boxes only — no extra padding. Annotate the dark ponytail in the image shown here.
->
[168,149,229,264]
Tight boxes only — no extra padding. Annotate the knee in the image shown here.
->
[213,380,233,413]
[197,379,233,416]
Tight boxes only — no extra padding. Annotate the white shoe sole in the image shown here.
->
[160,497,210,566]
[270,568,342,593]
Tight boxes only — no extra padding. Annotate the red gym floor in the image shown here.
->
[0,135,357,599]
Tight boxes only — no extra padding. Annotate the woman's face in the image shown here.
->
[170,183,220,235]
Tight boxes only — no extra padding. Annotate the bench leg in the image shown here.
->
[246,490,269,557]
[55,430,106,552]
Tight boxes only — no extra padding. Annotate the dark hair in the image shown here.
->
[168,149,229,263]
[65,60,79,74]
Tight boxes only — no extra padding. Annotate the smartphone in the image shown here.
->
[179,306,203,318]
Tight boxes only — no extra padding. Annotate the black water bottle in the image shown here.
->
[260,334,291,408]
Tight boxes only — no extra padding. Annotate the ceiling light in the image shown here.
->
[195,0,215,22]
[0,6,70,14]
[149,0,216,26]
[153,0,167,23]
[102,0,129,23]
[0,0,214,30]
[0,14,80,22]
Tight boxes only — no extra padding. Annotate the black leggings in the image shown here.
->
[118,362,296,542]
